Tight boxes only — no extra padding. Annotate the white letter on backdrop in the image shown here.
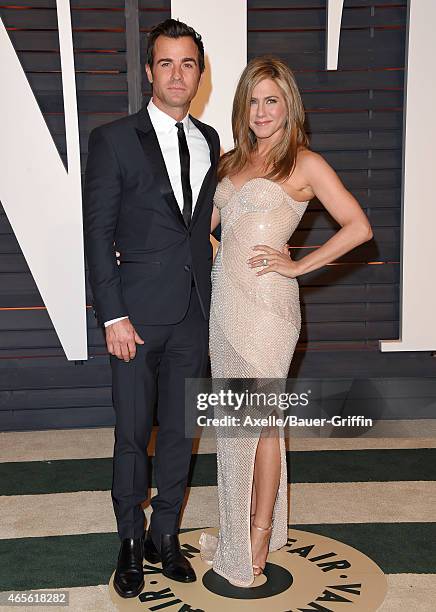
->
[0,0,87,360]
[170,0,247,152]
[327,0,436,351]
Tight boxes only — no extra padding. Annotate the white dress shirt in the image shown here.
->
[104,98,211,327]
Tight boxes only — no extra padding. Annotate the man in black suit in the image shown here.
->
[83,19,219,598]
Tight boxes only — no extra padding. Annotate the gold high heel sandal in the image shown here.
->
[251,522,272,576]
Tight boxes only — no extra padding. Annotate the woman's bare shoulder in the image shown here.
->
[296,148,336,180]
[296,147,325,167]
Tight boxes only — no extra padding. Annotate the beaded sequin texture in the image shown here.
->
[199,177,309,587]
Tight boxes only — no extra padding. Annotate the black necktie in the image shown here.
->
[175,121,193,227]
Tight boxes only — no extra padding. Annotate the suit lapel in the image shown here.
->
[135,107,186,229]
[135,107,216,230]
[189,115,216,229]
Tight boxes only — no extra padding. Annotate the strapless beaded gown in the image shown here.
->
[199,176,309,587]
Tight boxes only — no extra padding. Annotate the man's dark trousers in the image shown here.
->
[110,283,208,548]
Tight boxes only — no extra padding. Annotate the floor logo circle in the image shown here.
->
[109,527,387,611]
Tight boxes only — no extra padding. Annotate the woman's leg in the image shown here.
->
[250,481,257,522]
[250,426,281,574]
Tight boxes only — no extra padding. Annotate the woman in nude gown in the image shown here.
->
[199,56,373,587]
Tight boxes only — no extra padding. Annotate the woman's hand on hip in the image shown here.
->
[248,244,301,278]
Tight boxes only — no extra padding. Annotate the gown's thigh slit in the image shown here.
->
[247,431,262,579]
[254,410,282,521]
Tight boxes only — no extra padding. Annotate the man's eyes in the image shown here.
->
[160,62,194,68]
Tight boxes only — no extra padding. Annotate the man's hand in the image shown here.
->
[105,318,144,362]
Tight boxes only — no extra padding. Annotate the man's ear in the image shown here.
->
[145,64,153,84]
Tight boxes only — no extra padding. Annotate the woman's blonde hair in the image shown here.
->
[218,55,309,182]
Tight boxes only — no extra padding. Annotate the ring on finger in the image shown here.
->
[262,258,268,266]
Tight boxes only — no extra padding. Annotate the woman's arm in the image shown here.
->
[293,150,373,276]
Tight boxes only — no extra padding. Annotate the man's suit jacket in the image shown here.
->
[83,105,220,327]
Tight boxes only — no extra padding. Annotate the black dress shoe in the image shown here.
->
[143,528,161,564]
[113,536,145,598]
[143,530,196,583]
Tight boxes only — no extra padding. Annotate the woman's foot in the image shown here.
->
[251,521,272,576]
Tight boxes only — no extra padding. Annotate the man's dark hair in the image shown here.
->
[146,18,205,73]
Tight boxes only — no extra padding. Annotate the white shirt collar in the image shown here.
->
[148,98,190,134]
